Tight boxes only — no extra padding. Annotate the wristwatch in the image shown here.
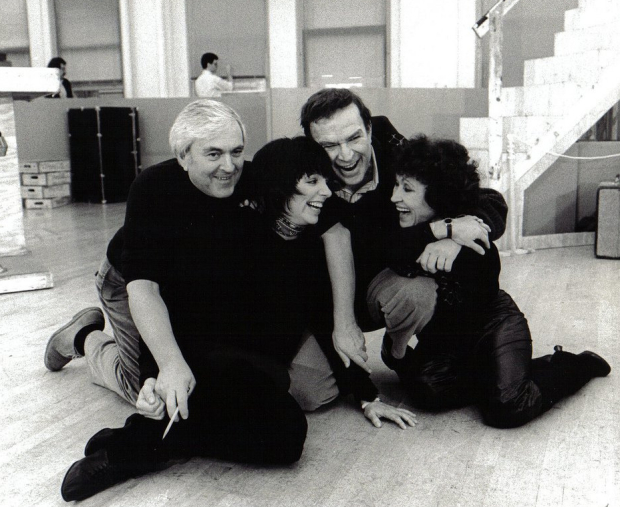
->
[445,218,453,239]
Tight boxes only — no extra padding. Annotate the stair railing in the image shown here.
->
[473,0,522,181]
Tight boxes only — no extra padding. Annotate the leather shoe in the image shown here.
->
[44,307,104,371]
[579,350,611,378]
[84,428,119,456]
[61,449,127,502]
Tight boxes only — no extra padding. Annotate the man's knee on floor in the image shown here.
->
[270,407,308,464]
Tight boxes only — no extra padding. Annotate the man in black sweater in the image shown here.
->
[298,88,508,397]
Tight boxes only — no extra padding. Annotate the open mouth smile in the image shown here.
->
[335,159,359,173]
[307,201,324,210]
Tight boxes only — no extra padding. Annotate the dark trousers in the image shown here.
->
[110,348,307,469]
[386,291,592,429]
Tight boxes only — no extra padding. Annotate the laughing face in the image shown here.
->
[179,121,245,199]
[309,103,373,193]
[285,174,332,226]
[391,174,436,228]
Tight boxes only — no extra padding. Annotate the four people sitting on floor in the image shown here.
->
[44,91,611,502]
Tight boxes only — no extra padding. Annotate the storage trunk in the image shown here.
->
[68,107,141,203]
[595,179,620,259]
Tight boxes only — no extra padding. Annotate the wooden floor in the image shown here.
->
[1,202,618,507]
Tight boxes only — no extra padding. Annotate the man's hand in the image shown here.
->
[333,322,371,373]
[154,359,196,421]
[136,378,166,420]
[363,400,417,429]
[449,215,490,254]
[417,239,462,274]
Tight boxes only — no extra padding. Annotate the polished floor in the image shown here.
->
[1,202,618,507]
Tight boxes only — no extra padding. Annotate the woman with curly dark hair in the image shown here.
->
[367,135,610,428]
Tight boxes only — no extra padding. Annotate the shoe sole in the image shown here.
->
[44,307,104,371]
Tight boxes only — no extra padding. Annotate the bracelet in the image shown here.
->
[445,218,453,239]
[361,397,381,410]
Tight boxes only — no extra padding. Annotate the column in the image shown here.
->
[25,0,58,68]
[267,0,299,88]
[119,0,191,98]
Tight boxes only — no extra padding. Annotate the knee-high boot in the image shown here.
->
[533,345,611,410]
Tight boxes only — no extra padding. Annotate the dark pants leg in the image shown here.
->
[103,348,307,469]
[473,291,545,428]
[474,291,600,428]
[383,334,477,411]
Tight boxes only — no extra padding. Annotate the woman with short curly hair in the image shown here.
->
[367,135,610,428]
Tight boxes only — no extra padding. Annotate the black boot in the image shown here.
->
[63,415,167,501]
[534,345,611,410]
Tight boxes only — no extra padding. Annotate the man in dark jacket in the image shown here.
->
[299,88,508,387]
[46,57,74,98]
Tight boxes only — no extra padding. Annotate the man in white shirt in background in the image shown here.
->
[195,52,233,97]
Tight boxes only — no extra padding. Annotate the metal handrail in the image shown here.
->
[473,0,522,38]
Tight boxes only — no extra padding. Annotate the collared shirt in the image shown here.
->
[195,69,233,98]
[335,148,379,204]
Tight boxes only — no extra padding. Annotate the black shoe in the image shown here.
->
[84,428,119,456]
[61,449,128,502]
[579,351,611,378]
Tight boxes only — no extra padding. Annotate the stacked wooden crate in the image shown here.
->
[19,160,72,209]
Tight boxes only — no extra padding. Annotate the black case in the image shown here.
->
[68,107,141,203]
[595,179,620,259]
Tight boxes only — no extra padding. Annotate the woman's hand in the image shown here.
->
[417,239,462,273]
[363,400,417,429]
[136,378,166,420]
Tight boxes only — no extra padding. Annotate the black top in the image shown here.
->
[108,159,377,399]
[45,78,73,98]
[385,221,501,343]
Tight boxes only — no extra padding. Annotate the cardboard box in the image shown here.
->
[23,196,71,209]
[21,171,71,186]
[21,186,44,199]
[18,162,40,173]
[21,184,70,199]
[39,160,71,173]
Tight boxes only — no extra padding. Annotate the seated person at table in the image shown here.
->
[367,135,611,428]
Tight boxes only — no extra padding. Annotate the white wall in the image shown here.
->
[1,0,31,66]
[267,0,299,88]
[186,0,267,79]
[54,0,122,81]
[394,0,477,88]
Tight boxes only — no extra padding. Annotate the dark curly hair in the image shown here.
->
[248,136,334,221]
[300,88,372,137]
[394,135,480,218]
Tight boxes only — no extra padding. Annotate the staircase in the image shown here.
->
[460,0,620,251]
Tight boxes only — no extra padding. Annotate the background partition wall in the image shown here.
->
[302,0,387,88]
[1,0,31,67]
[53,0,122,86]
[186,0,267,87]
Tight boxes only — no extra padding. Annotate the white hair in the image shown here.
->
[168,99,247,160]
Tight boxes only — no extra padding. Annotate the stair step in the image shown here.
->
[565,7,620,31]
[501,83,585,117]
[524,49,615,85]
[555,25,620,55]
[460,116,561,151]
[577,0,620,12]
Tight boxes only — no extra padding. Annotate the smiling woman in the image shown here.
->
[368,135,611,429]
